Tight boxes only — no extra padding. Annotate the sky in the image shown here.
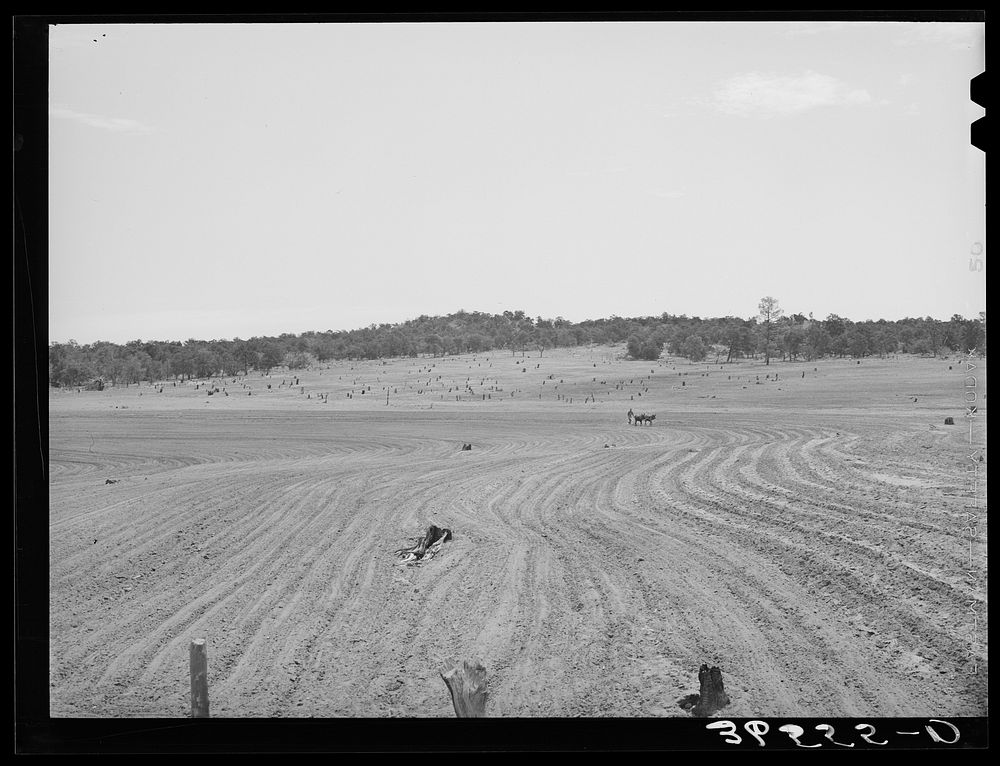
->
[48,20,986,345]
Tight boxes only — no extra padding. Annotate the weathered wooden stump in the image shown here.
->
[678,664,731,716]
[396,525,453,564]
[190,638,209,718]
[690,664,730,717]
[440,659,487,717]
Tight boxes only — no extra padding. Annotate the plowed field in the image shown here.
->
[48,348,987,717]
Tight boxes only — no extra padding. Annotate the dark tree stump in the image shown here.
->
[190,638,209,718]
[396,525,453,564]
[440,659,487,717]
[690,664,730,717]
[944,417,955,425]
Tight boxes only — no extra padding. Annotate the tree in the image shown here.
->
[757,297,783,365]
[258,340,284,372]
[627,332,663,361]
[844,327,871,358]
[779,325,806,361]
[284,351,312,370]
[512,318,534,356]
[804,323,831,360]
[723,323,742,362]
[924,317,943,358]
[681,334,707,362]
[49,340,95,387]
[626,334,644,360]
[233,339,257,375]
[424,333,444,357]
[122,354,144,386]
[872,327,897,358]
[954,314,985,353]
[534,317,556,357]
[824,314,848,339]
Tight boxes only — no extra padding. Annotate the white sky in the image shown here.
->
[49,20,986,345]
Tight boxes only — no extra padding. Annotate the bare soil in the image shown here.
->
[48,347,987,717]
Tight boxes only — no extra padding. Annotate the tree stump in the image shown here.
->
[944,417,955,425]
[690,664,730,717]
[396,525,453,564]
[440,659,487,717]
[190,638,209,718]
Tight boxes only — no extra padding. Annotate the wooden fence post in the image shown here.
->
[190,638,210,718]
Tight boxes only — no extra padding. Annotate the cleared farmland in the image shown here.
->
[48,347,987,717]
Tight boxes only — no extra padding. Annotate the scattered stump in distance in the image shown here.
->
[440,658,487,717]
[396,525,453,565]
[944,417,955,425]
[682,664,731,718]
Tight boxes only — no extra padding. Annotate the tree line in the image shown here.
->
[48,304,986,388]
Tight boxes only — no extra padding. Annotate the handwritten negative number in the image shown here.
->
[705,720,742,745]
[777,724,821,748]
[706,720,771,746]
[814,723,854,747]
[708,720,957,747]
[854,724,889,746]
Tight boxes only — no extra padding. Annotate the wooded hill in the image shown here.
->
[49,307,986,388]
